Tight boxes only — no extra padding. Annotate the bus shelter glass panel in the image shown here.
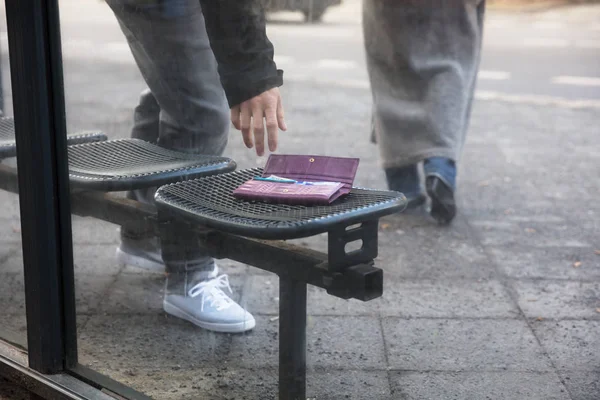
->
[59,0,251,397]
[0,4,27,352]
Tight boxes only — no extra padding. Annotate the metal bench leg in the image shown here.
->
[279,276,307,400]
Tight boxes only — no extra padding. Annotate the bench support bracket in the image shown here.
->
[279,277,307,400]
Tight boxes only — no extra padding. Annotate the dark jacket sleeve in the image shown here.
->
[198,0,283,107]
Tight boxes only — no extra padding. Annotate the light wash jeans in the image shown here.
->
[106,0,229,284]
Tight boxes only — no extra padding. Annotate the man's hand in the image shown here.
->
[230,87,286,156]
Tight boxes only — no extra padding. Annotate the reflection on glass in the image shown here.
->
[0,7,27,349]
[61,0,238,397]
[59,0,268,395]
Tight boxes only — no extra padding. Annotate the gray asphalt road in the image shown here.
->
[266,2,600,101]
[1,0,598,104]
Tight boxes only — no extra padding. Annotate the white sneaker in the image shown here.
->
[116,236,164,272]
[163,273,256,333]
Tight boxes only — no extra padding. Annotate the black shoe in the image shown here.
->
[426,176,456,224]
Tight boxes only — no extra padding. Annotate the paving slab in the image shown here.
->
[0,243,17,268]
[490,246,600,280]
[560,371,600,400]
[71,216,120,245]
[390,371,570,400]
[78,315,231,370]
[0,218,21,245]
[514,280,600,320]
[1,244,124,276]
[0,191,20,220]
[72,244,124,275]
[378,277,519,318]
[468,217,593,248]
[228,315,386,369]
[532,320,600,371]
[100,272,165,315]
[382,318,553,371]
[0,314,91,351]
[376,215,495,280]
[1,253,23,275]
[83,365,233,400]
[0,271,115,316]
[94,366,391,400]
[0,314,27,349]
[305,368,392,400]
[0,273,25,315]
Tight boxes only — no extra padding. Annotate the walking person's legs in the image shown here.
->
[363,0,486,223]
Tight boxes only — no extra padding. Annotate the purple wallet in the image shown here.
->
[233,154,360,205]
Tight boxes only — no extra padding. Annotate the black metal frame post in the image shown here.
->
[278,277,307,400]
[4,0,77,373]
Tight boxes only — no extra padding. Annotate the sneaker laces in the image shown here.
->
[188,274,234,312]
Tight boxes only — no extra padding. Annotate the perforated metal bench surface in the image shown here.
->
[0,117,107,159]
[155,168,407,240]
[68,139,236,191]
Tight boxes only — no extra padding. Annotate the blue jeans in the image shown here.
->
[424,157,456,190]
[106,0,229,275]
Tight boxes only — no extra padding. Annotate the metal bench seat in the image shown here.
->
[68,139,236,191]
[155,167,406,240]
[154,167,406,400]
[0,116,233,191]
[0,116,107,159]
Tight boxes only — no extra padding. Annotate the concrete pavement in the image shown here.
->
[0,1,599,399]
